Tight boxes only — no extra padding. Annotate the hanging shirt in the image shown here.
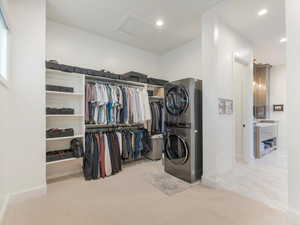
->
[116,132,123,156]
[142,89,151,121]
[104,134,112,176]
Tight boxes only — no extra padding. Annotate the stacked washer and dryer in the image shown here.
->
[164,78,203,183]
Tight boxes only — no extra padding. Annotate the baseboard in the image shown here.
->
[8,185,47,205]
[288,208,300,225]
[201,176,218,188]
[0,194,9,225]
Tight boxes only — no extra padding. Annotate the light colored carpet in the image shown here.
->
[3,160,287,225]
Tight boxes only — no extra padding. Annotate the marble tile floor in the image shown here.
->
[216,149,288,211]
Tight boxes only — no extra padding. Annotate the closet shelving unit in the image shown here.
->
[146,83,165,160]
[46,69,85,180]
[45,65,167,180]
[147,84,165,117]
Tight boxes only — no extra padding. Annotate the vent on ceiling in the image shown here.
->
[117,16,158,38]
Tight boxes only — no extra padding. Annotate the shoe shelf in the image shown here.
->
[46,69,85,180]
[46,135,84,142]
[46,114,84,118]
[46,157,80,165]
[46,91,83,96]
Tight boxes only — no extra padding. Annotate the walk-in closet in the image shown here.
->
[45,64,166,181]
[0,1,292,225]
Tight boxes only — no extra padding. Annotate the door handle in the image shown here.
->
[243,124,246,128]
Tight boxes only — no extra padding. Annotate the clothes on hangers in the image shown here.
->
[150,101,163,134]
[85,82,151,125]
[83,129,151,180]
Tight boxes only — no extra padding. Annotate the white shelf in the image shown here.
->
[46,114,84,118]
[149,96,164,99]
[46,157,81,165]
[46,135,83,141]
[147,84,164,88]
[46,91,83,96]
[46,70,85,180]
[46,69,83,78]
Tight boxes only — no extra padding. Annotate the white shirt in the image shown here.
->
[104,134,112,176]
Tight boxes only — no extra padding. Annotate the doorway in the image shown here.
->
[233,54,252,164]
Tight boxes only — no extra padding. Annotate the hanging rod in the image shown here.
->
[149,96,164,102]
[85,123,144,129]
[86,80,142,89]
[147,84,165,89]
[85,125,144,133]
[85,75,145,88]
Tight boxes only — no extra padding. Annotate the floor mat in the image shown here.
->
[144,170,193,196]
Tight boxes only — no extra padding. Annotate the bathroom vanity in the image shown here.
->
[254,121,278,159]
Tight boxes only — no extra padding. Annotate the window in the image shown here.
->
[0,6,8,85]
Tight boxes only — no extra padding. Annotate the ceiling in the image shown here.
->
[46,0,223,54]
[47,0,286,64]
[213,0,286,65]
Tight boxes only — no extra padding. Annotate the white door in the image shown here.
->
[233,58,250,163]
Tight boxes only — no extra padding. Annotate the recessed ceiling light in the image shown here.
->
[258,9,268,16]
[280,37,287,43]
[155,19,164,27]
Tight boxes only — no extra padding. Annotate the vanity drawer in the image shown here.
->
[260,126,277,141]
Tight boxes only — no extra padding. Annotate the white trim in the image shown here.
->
[288,208,300,225]
[0,74,8,88]
[0,0,9,29]
[234,52,251,66]
[0,185,47,224]
[0,2,10,87]
[8,185,47,205]
[0,194,9,224]
[201,176,218,188]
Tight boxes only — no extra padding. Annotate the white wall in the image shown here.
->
[269,65,287,150]
[254,42,286,66]
[159,38,202,81]
[200,12,253,179]
[286,0,300,224]
[0,0,8,218]
[0,0,46,203]
[158,12,253,181]
[0,72,9,221]
[46,20,159,76]
[46,9,251,188]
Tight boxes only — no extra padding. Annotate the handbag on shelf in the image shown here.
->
[147,77,168,86]
[46,107,75,115]
[46,149,74,162]
[71,139,84,158]
[46,84,74,93]
[121,71,148,83]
